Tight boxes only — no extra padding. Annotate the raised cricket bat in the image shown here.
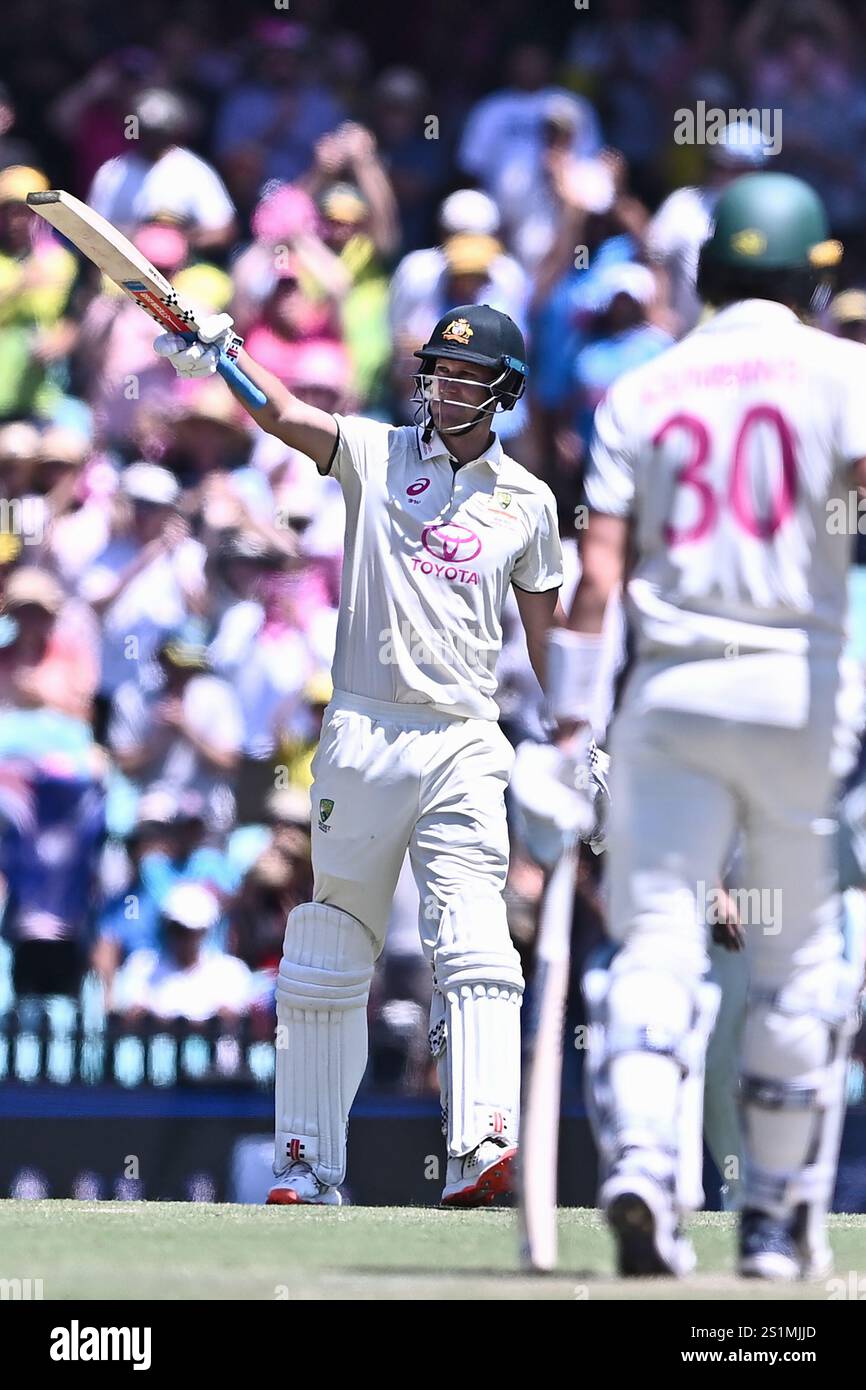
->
[25,189,267,411]
[518,842,578,1272]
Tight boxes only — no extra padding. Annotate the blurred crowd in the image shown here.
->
[3,0,866,1091]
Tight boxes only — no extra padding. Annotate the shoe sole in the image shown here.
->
[607,1192,678,1277]
[738,1252,800,1281]
[440,1150,517,1208]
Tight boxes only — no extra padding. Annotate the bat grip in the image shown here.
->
[215,354,268,410]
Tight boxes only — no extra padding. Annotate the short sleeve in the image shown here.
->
[188,158,236,231]
[328,413,395,488]
[511,486,564,594]
[583,384,636,517]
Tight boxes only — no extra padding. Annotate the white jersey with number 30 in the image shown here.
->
[585,301,866,682]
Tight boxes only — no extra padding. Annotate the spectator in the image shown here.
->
[390,189,525,355]
[372,68,447,254]
[78,461,206,727]
[0,765,105,1000]
[213,21,345,189]
[110,881,252,1025]
[107,630,243,836]
[735,0,866,239]
[263,784,312,865]
[275,670,333,792]
[47,49,159,195]
[40,429,116,587]
[563,0,684,187]
[204,529,315,824]
[0,167,77,421]
[0,565,98,725]
[26,427,95,570]
[230,182,346,338]
[76,221,193,447]
[458,43,601,265]
[243,258,342,389]
[161,380,275,523]
[94,788,241,987]
[303,122,400,402]
[645,118,771,336]
[135,789,240,908]
[572,262,674,452]
[0,82,38,173]
[0,421,40,516]
[87,88,237,253]
[93,788,177,985]
[528,148,646,472]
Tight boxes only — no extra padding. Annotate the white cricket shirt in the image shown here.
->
[323,416,563,720]
[583,300,866,720]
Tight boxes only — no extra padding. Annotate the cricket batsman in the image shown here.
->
[542,171,865,1278]
[154,302,566,1206]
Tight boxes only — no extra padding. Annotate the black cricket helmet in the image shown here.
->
[412,303,528,437]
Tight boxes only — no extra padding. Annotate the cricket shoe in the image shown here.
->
[267,1160,342,1206]
[738,1206,831,1281]
[440,1137,517,1207]
[603,1168,696,1278]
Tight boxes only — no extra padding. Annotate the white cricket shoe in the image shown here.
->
[440,1137,517,1207]
[266,1160,342,1207]
[738,1206,832,1281]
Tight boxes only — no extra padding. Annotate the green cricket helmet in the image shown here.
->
[697,171,842,314]
[412,303,528,438]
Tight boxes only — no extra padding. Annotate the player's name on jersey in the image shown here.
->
[639,357,801,405]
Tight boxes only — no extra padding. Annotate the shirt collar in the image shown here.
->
[417,427,503,475]
[695,299,800,334]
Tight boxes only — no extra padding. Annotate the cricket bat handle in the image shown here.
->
[215,352,269,411]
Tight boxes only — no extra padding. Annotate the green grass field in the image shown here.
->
[2,1202,865,1299]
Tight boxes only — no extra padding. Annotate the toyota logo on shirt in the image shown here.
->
[421,524,482,563]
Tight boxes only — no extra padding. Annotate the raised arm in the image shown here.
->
[230,348,338,474]
[154,317,338,475]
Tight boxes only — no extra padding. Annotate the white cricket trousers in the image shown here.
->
[309,690,516,958]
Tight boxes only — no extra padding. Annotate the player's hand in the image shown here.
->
[510,731,609,869]
[153,313,236,379]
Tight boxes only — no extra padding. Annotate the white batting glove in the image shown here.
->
[153,312,239,379]
[510,731,610,869]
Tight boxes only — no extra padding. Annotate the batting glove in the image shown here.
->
[153,313,242,379]
[510,730,610,869]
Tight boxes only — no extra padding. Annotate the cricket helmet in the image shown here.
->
[697,172,842,314]
[412,303,528,437]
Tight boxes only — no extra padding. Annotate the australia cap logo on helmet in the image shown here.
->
[730,228,767,256]
[442,317,474,345]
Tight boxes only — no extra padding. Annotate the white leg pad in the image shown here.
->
[431,897,524,1157]
[275,901,375,1188]
[584,963,720,1213]
[739,956,861,1227]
